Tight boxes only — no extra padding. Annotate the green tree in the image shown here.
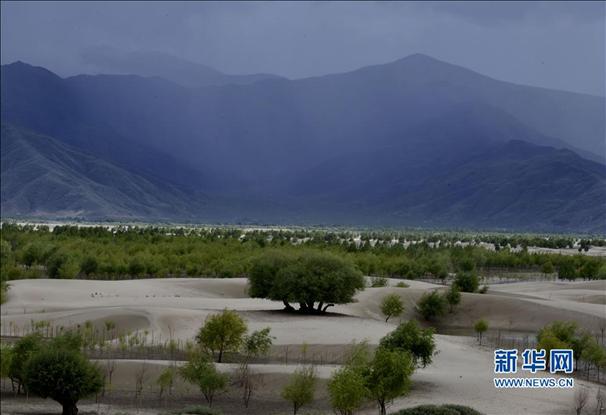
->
[0,344,13,380]
[579,260,600,280]
[80,256,98,276]
[365,348,414,415]
[417,290,447,321]
[179,351,228,407]
[538,321,577,346]
[249,251,365,313]
[24,346,103,415]
[380,294,404,322]
[8,333,43,393]
[444,285,461,313]
[473,319,488,345]
[248,251,295,310]
[454,272,479,293]
[379,320,436,368]
[541,261,555,275]
[196,310,247,363]
[582,341,606,381]
[328,366,368,415]
[558,260,578,280]
[157,366,176,399]
[282,366,317,415]
[242,327,274,360]
[0,280,8,304]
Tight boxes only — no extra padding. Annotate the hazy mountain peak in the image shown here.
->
[78,46,283,88]
[3,61,62,79]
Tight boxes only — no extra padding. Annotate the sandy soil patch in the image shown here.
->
[2,277,604,415]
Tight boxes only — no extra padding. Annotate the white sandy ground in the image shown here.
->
[1,277,605,414]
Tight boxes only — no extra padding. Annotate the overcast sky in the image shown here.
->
[1,1,604,96]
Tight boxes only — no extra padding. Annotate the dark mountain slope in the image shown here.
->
[391,141,606,232]
[0,124,206,220]
[285,113,606,232]
[1,56,604,231]
[0,62,212,190]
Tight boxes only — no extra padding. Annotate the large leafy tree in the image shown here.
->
[24,346,103,415]
[8,333,43,393]
[249,251,365,313]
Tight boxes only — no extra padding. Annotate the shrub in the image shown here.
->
[196,309,247,362]
[381,294,404,322]
[391,404,483,415]
[395,281,409,288]
[454,272,479,293]
[474,319,488,345]
[165,405,222,415]
[379,320,436,368]
[417,290,447,321]
[370,276,389,287]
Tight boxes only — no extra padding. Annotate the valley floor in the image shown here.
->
[1,277,605,415]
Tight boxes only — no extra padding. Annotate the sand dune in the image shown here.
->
[2,277,605,415]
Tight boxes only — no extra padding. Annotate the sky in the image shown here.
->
[1,1,604,96]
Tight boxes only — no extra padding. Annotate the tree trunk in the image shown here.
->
[283,300,294,311]
[378,399,386,415]
[218,347,224,363]
[317,302,324,312]
[205,392,214,407]
[322,303,334,312]
[61,402,78,415]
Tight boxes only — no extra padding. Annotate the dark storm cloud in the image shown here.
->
[1,1,604,95]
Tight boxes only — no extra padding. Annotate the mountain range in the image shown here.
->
[1,54,605,232]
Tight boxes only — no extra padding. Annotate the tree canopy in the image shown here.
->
[196,309,248,363]
[23,336,103,415]
[282,366,317,415]
[249,251,365,313]
[379,320,436,368]
[179,351,228,407]
[381,294,405,322]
